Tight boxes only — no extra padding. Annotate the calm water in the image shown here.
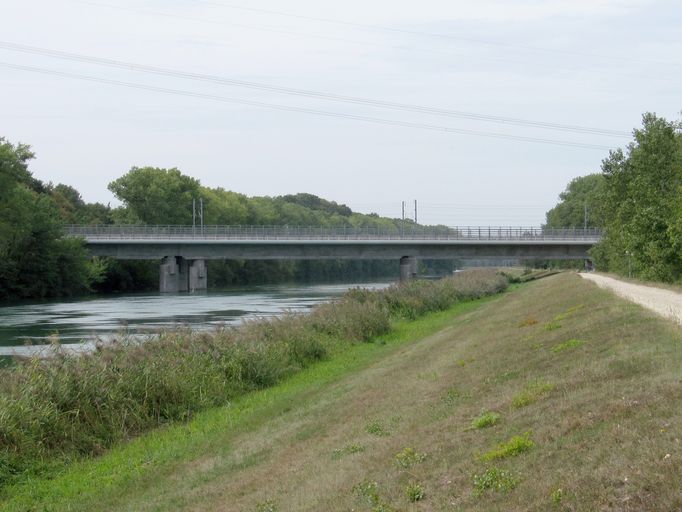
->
[0,281,391,357]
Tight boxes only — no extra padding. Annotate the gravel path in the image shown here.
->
[580,273,682,325]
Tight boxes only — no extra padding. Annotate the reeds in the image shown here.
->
[0,269,507,487]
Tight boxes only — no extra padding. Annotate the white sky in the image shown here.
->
[1,0,680,225]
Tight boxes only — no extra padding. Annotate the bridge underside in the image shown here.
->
[86,241,594,292]
[87,241,593,261]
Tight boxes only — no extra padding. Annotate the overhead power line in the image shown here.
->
[0,61,615,151]
[69,0,673,85]
[0,41,630,138]
[194,0,679,70]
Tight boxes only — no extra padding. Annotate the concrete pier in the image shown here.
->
[160,257,207,292]
[400,256,418,281]
[189,259,207,291]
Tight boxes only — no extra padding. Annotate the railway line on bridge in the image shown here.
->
[66,225,603,292]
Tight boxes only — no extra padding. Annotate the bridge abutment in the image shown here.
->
[160,257,207,293]
[400,256,418,281]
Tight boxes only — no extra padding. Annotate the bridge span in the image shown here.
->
[66,225,602,292]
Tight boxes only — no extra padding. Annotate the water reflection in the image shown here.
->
[0,282,390,356]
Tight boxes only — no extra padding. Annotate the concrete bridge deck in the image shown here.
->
[65,225,602,291]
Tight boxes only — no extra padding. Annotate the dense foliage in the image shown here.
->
[0,139,105,300]
[2,139,456,299]
[0,269,507,488]
[544,173,605,229]
[545,113,682,281]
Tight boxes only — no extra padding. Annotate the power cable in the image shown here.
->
[68,0,675,84]
[194,0,680,70]
[0,61,616,151]
[0,41,630,138]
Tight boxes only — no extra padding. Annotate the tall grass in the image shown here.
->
[0,269,507,488]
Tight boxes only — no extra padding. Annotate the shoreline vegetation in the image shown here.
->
[5,272,682,510]
[0,269,507,493]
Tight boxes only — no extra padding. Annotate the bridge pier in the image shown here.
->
[400,256,418,281]
[160,257,207,293]
[189,259,207,291]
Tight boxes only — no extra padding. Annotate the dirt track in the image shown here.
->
[580,272,682,325]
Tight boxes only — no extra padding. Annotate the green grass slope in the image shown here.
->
[4,273,682,511]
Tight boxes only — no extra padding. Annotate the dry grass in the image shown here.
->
[6,272,682,511]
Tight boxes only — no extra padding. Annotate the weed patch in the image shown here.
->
[472,467,518,496]
[394,447,427,468]
[544,320,562,331]
[554,304,586,322]
[471,411,500,429]
[255,499,278,512]
[404,482,425,502]
[512,380,554,408]
[353,480,395,511]
[551,488,564,503]
[551,339,587,353]
[331,444,365,460]
[482,432,534,460]
[365,420,390,437]
[518,317,539,327]
[441,387,461,405]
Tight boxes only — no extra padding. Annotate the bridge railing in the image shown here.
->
[65,225,603,241]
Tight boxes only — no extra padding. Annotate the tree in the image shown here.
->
[544,174,606,229]
[108,167,201,224]
[594,114,682,280]
[547,114,682,281]
[0,138,100,300]
[279,193,352,217]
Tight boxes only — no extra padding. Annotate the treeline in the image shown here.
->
[0,138,444,300]
[545,113,682,281]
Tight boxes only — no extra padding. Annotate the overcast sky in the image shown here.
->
[2,0,680,225]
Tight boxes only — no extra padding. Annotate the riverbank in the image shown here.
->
[4,272,681,510]
[0,281,394,356]
[0,270,507,495]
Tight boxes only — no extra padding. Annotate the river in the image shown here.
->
[0,281,391,358]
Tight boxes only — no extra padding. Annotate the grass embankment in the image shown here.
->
[0,270,507,494]
[5,272,682,511]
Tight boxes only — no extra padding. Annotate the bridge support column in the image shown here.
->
[400,256,418,282]
[189,259,207,291]
[159,256,189,293]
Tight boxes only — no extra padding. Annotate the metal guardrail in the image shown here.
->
[65,225,603,242]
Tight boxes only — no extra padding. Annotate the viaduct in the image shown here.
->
[66,225,602,293]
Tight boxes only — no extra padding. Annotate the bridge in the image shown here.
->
[66,225,603,292]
